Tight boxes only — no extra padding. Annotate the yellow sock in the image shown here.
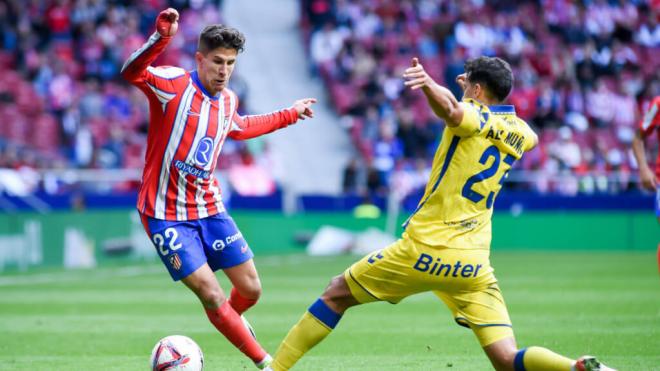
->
[272,299,341,371]
[516,346,574,371]
[272,312,332,370]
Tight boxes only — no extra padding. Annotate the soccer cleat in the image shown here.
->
[574,356,617,371]
[241,314,257,339]
[255,354,273,370]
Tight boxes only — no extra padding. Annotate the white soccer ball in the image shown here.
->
[150,335,204,371]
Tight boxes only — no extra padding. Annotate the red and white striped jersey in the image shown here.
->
[639,96,660,179]
[121,32,299,221]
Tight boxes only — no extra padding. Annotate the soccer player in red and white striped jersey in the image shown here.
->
[632,95,660,271]
[632,95,660,223]
[122,8,316,369]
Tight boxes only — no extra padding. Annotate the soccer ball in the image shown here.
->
[150,335,204,371]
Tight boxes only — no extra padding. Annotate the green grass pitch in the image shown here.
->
[1,251,658,370]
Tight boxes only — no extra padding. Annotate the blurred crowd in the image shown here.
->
[0,0,275,195]
[302,0,660,197]
[0,0,658,198]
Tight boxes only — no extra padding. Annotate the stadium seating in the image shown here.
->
[0,0,279,193]
[301,0,659,195]
[0,0,658,197]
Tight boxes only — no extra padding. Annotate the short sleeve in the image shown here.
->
[519,119,538,151]
[449,101,484,137]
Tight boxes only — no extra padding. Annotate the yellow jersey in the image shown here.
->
[404,99,537,250]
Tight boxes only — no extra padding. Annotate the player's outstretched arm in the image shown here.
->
[120,8,179,84]
[403,58,463,127]
[632,130,657,191]
[228,98,317,140]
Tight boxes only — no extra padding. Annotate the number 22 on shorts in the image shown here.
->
[152,227,182,255]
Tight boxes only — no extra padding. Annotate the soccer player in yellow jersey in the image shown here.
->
[267,57,615,371]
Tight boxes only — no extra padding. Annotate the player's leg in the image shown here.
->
[224,259,261,315]
[201,212,261,315]
[197,212,271,368]
[141,214,269,368]
[223,259,261,348]
[139,214,224,309]
[270,273,362,371]
[434,274,614,371]
[433,270,521,370]
[483,337,615,371]
[181,262,227,309]
[272,238,423,371]
[482,335,573,371]
[451,302,616,371]
[182,263,270,367]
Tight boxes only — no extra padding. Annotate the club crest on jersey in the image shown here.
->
[194,137,214,167]
[170,253,182,270]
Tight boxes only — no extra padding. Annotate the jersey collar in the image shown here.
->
[489,105,516,114]
[190,70,221,101]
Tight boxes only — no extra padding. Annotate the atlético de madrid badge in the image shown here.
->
[170,253,182,270]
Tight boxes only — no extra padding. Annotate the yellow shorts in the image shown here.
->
[344,235,513,347]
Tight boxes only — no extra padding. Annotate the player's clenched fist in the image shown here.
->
[156,8,179,37]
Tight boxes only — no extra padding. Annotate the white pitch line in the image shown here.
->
[0,253,330,287]
[0,265,163,287]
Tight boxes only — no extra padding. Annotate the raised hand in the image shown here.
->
[403,57,432,90]
[156,8,179,37]
[455,73,468,91]
[293,98,317,120]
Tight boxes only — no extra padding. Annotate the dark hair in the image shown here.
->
[464,57,513,102]
[198,25,245,54]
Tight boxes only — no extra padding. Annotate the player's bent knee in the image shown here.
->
[495,351,517,371]
[238,284,262,301]
[323,275,348,297]
[483,338,518,371]
[320,274,357,312]
[198,286,226,309]
[232,273,262,300]
[487,351,515,371]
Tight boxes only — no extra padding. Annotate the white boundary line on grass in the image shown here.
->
[0,253,335,287]
[0,266,163,287]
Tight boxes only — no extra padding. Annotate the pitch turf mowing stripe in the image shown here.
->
[0,252,658,370]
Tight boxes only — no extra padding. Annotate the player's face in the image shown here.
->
[196,47,238,95]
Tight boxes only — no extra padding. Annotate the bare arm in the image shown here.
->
[403,58,464,127]
[632,130,657,191]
